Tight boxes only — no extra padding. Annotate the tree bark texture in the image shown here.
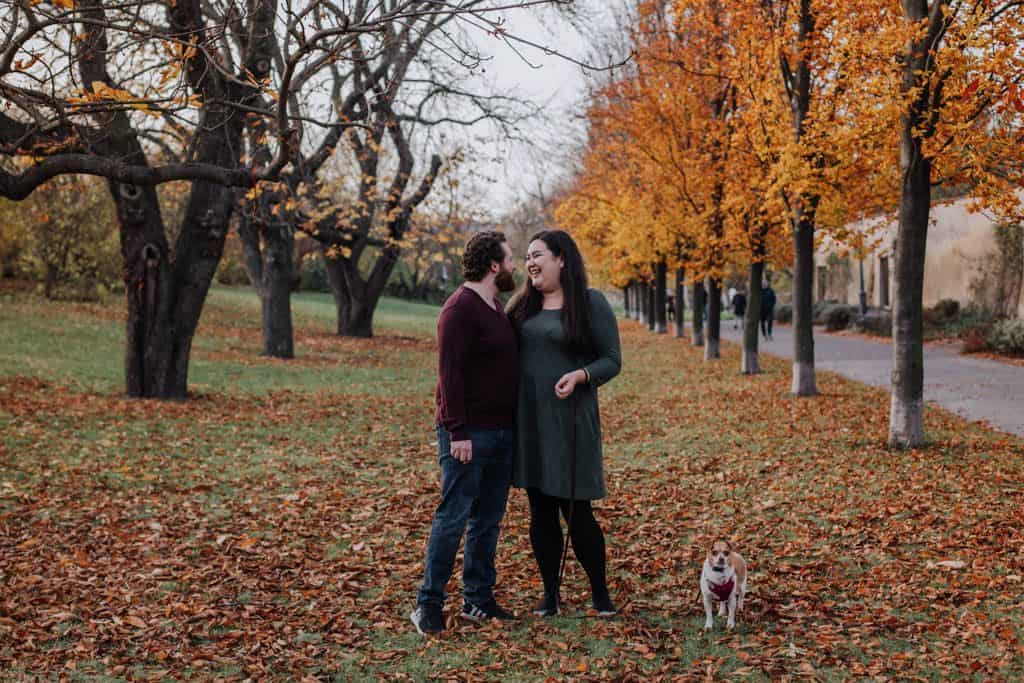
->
[674,267,686,339]
[889,0,950,448]
[323,245,401,338]
[743,260,764,375]
[647,280,656,332]
[691,281,705,347]
[783,0,819,397]
[791,208,818,396]
[655,260,668,334]
[704,277,721,360]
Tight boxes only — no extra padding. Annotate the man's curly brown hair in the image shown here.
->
[462,231,508,282]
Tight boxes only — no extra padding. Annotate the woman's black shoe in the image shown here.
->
[532,593,560,617]
[591,593,616,617]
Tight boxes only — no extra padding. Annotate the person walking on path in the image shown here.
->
[732,290,747,330]
[509,230,622,618]
[760,282,776,341]
[411,231,519,636]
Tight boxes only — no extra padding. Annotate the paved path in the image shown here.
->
[717,322,1024,437]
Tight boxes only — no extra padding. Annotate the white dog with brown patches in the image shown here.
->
[700,540,747,630]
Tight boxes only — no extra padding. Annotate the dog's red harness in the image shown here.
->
[708,576,735,601]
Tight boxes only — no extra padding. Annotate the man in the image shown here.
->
[732,290,747,330]
[761,281,776,341]
[411,231,519,636]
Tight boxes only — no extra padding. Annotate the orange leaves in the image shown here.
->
[13,54,40,71]
[3,297,1024,678]
[68,81,139,106]
[960,78,981,102]
[567,0,1024,285]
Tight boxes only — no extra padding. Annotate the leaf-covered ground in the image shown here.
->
[1,288,1022,681]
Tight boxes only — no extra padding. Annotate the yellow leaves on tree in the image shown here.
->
[561,0,1024,288]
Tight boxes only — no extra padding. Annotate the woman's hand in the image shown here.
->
[555,369,588,400]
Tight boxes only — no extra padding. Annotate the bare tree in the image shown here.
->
[0,0,575,391]
[299,4,540,338]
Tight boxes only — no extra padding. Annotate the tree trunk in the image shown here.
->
[743,261,764,374]
[44,264,58,299]
[704,277,721,360]
[237,212,295,358]
[674,267,686,339]
[622,285,631,319]
[164,182,236,397]
[879,256,890,308]
[691,281,705,347]
[116,182,177,398]
[784,0,819,397]
[655,260,668,334]
[638,282,647,325]
[647,281,656,332]
[259,221,295,358]
[237,212,265,297]
[322,245,399,338]
[889,124,931,448]
[791,208,818,396]
[638,282,647,327]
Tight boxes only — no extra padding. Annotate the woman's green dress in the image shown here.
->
[513,289,622,500]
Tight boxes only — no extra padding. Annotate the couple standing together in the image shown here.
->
[410,230,622,635]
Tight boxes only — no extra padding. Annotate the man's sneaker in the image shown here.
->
[410,605,444,635]
[461,599,516,622]
[592,594,617,617]
[532,593,560,617]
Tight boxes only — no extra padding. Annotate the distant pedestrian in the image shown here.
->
[732,291,747,329]
[760,283,776,340]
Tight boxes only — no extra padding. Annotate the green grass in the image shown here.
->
[0,286,441,394]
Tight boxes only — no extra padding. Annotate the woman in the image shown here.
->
[509,230,622,617]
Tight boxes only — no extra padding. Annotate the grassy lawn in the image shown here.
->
[1,286,1022,680]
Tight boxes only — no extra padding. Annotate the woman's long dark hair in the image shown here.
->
[509,230,592,355]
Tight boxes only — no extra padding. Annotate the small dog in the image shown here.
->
[700,540,747,630]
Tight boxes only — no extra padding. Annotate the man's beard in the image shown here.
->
[495,268,516,293]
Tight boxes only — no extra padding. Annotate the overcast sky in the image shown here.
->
[445,2,628,214]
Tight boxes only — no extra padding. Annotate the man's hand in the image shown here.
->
[555,369,587,400]
[451,439,473,463]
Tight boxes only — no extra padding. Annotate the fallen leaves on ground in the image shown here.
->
[1,309,1023,680]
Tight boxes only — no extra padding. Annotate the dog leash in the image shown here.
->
[556,385,578,596]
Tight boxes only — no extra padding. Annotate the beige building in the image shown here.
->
[815,199,1023,318]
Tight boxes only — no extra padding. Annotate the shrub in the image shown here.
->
[17,175,121,300]
[775,303,793,324]
[961,326,991,353]
[812,300,838,323]
[0,198,28,278]
[854,308,893,336]
[986,319,1024,355]
[924,298,961,326]
[299,253,331,292]
[824,304,857,331]
[215,255,251,286]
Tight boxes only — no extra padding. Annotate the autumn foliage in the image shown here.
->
[560,0,1024,445]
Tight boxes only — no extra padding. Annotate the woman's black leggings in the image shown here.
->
[526,487,609,600]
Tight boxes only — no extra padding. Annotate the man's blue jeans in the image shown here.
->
[417,425,514,608]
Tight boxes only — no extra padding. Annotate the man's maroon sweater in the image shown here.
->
[434,286,518,442]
